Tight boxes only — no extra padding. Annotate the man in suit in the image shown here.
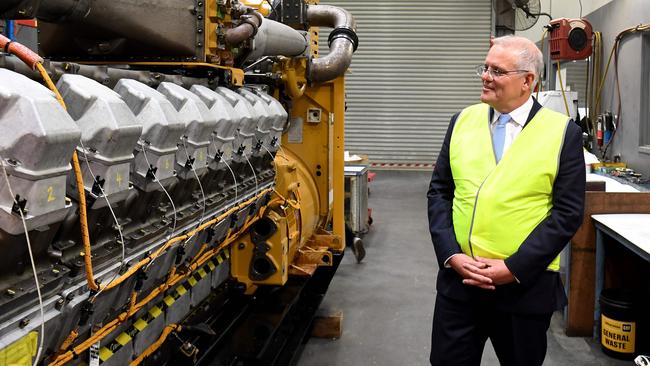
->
[427,35,585,366]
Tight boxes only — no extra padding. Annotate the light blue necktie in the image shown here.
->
[493,113,510,163]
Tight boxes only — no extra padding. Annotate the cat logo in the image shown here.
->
[623,324,632,332]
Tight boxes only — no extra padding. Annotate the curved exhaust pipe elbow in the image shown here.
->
[308,38,354,83]
[225,9,264,47]
[307,5,358,83]
[307,4,357,30]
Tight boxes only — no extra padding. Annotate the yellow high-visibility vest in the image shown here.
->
[449,103,569,271]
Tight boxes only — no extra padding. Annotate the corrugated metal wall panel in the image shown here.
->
[563,61,589,108]
[319,0,492,164]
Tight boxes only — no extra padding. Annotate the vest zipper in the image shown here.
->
[469,110,501,258]
[467,174,491,259]
[467,107,498,258]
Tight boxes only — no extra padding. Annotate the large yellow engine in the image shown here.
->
[0,0,356,365]
[231,77,347,290]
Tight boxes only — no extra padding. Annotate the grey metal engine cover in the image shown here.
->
[0,69,81,234]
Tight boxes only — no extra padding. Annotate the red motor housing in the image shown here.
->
[548,18,593,61]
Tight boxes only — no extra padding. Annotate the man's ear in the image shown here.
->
[523,73,535,91]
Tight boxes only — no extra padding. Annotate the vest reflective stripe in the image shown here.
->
[449,103,569,271]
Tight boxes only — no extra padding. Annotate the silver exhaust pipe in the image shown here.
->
[306,4,358,83]
[244,19,309,62]
[226,9,264,47]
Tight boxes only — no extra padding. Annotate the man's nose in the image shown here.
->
[481,70,492,82]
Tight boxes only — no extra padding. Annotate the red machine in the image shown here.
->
[548,18,593,61]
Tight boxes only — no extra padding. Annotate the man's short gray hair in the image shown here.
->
[492,35,544,89]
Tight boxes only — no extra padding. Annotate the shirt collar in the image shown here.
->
[492,96,534,127]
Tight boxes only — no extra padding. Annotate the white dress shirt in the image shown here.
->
[491,96,534,156]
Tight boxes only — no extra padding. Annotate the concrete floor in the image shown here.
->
[298,170,632,366]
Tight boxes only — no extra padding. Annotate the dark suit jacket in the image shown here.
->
[427,99,586,314]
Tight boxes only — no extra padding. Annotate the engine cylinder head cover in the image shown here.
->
[0,69,81,234]
[213,87,257,159]
[238,88,274,154]
[157,82,217,178]
[114,79,185,191]
[190,85,239,169]
[57,74,142,203]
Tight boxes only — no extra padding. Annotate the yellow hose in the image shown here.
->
[590,31,602,134]
[36,63,65,106]
[129,324,182,366]
[129,291,138,312]
[594,42,616,119]
[99,188,272,292]
[593,24,650,124]
[49,209,267,366]
[555,61,571,117]
[36,63,100,292]
[57,329,79,354]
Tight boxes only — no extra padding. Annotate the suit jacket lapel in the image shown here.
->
[524,97,543,128]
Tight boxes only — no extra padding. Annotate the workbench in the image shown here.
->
[591,214,650,339]
[566,191,650,336]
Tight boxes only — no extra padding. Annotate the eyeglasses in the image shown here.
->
[475,64,530,79]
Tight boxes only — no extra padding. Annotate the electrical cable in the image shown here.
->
[181,140,207,246]
[244,56,272,71]
[593,23,650,157]
[96,185,270,294]
[210,135,238,202]
[602,39,623,159]
[594,24,650,118]
[183,142,206,224]
[555,61,571,117]
[48,199,270,366]
[141,143,178,272]
[34,62,100,292]
[578,0,582,18]
[129,324,182,366]
[242,151,259,196]
[594,40,616,120]
[590,32,602,136]
[0,156,44,366]
[261,143,276,163]
[77,140,126,302]
[221,156,239,203]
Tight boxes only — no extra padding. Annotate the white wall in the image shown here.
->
[513,0,650,175]
[516,0,614,42]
